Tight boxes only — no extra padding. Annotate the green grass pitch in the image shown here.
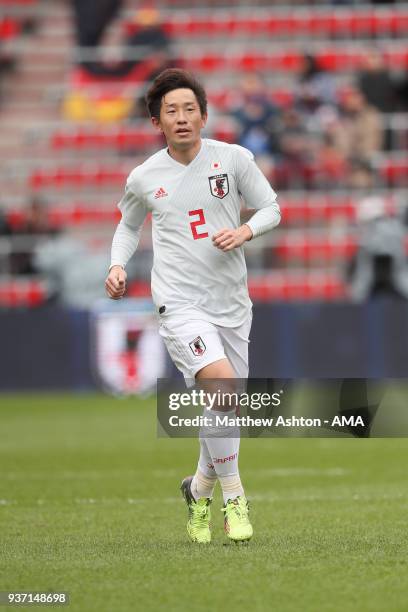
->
[1,393,408,611]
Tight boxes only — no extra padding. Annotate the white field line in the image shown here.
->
[247,468,348,477]
[3,467,348,480]
[0,491,407,506]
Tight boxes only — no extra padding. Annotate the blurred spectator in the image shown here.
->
[315,132,348,188]
[294,54,341,175]
[348,159,377,190]
[0,43,16,75]
[295,54,337,117]
[0,199,57,275]
[0,41,17,107]
[348,196,408,301]
[358,50,399,150]
[358,50,397,114]
[330,87,383,165]
[0,209,8,235]
[275,107,314,189]
[231,73,279,156]
[396,70,408,112]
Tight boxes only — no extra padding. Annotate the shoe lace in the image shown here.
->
[221,498,249,522]
[190,501,209,525]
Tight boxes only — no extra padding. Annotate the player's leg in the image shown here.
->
[196,360,244,505]
[159,316,252,542]
[179,436,216,544]
[190,437,217,499]
[159,318,227,543]
[187,360,235,534]
[196,317,253,542]
[217,310,252,381]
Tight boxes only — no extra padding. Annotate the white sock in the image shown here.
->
[190,439,217,500]
[218,474,244,504]
[200,410,245,504]
[191,468,217,500]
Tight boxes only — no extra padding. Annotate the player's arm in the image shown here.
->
[105,178,147,299]
[213,147,280,252]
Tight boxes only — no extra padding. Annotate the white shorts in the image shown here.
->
[159,313,252,384]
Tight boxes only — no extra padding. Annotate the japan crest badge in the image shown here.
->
[209,173,229,199]
[189,336,206,356]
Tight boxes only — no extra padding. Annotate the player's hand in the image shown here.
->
[105,265,127,299]
[212,224,253,251]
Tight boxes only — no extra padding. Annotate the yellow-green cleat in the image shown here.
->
[222,496,253,543]
[180,476,212,544]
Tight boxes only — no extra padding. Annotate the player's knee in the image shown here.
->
[196,358,235,380]
[196,361,240,413]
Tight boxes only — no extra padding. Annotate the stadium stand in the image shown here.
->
[0,0,407,306]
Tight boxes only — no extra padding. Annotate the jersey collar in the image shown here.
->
[165,139,205,169]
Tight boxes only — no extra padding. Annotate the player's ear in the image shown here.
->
[151,116,163,133]
[201,113,208,129]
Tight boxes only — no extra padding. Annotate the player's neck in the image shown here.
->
[167,139,202,166]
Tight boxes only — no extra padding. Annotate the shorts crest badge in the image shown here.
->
[209,173,229,199]
[189,336,206,356]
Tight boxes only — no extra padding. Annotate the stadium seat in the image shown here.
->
[185,49,408,73]
[29,166,129,190]
[275,235,358,262]
[274,234,408,263]
[127,274,348,302]
[379,157,408,187]
[0,17,20,40]
[51,128,161,151]
[0,279,47,308]
[2,196,374,230]
[3,1,408,309]
[248,273,347,301]
[122,8,408,39]
[279,197,356,224]
[0,0,37,5]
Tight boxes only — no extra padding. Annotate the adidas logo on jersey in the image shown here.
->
[154,187,168,199]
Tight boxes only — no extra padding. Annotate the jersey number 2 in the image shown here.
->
[189,209,208,240]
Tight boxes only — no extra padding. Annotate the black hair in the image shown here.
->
[146,68,207,119]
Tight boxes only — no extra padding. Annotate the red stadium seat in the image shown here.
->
[50,128,161,151]
[122,8,408,40]
[131,271,347,303]
[394,11,408,36]
[5,196,376,230]
[349,11,376,37]
[0,17,20,40]
[279,196,356,224]
[274,232,408,263]
[0,279,47,308]
[0,0,37,4]
[307,13,336,37]
[179,49,408,74]
[380,157,408,187]
[275,235,358,262]
[127,280,151,298]
[248,274,347,301]
[29,166,129,190]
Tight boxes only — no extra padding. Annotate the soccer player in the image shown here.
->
[105,68,281,543]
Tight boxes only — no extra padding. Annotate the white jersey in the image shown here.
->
[114,138,280,327]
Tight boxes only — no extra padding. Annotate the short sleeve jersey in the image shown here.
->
[118,138,278,327]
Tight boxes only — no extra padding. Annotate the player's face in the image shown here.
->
[152,88,207,150]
